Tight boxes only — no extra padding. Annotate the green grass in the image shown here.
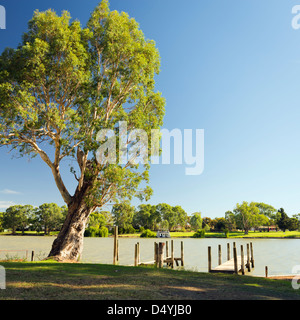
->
[0,261,299,300]
[205,230,300,239]
[118,230,300,239]
[2,230,300,239]
[0,231,59,236]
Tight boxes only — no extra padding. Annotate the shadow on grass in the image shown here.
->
[0,262,299,300]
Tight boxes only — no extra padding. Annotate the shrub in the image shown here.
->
[84,227,98,237]
[98,226,108,237]
[84,226,108,237]
[224,228,229,238]
[125,225,136,234]
[192,229,205,238]
[140,229,157,238]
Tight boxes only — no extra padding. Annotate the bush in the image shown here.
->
[98,226,108,237]
[192,229,205,238]
[84,226,108,237]
[140,229,157,238]
[125,225,136,234]
[84,227,98,237]
[224,228,229,238]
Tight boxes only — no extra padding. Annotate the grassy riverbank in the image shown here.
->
[0,261,299,300]
[1,230,300,239]
[118,230,300,239]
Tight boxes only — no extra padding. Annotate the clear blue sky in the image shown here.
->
[1,0,300,218]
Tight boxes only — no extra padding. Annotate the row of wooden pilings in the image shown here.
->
[113,227,256,275]
[208,242,254,275]
[134,240,184,268]
[112,226,184,268]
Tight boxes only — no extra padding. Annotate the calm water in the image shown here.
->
[1,236,300,277]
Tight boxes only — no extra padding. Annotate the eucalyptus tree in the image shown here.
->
[190,212,202,231]
[0,1,165,260]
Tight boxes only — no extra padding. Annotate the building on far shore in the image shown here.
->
[258,225,277,232]
[156,230,171,238]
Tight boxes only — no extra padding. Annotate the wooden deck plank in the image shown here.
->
[211,255,249,273]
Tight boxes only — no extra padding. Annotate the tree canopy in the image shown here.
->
[0,0,165,260]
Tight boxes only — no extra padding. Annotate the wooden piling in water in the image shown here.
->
[250,242,254,268]
[113,226,118,265]
[233,246,238,274]
[171,240,174,268]
[265,266,268,278]
[181,241,184,267]
[31,250,34,262]
[208,246,212,272]
[166,241,169,258]
[158,242,165,268]
[218,245,222,265]
[240,245,245,275]
[155,242,159,267]
[246,243,251,272]
[227,243,230,261]
[137,242,140,265]
[134,243,137,266]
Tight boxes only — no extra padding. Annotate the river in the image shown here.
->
[1,236,300,277]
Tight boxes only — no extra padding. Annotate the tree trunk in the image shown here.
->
[47,194,93,262]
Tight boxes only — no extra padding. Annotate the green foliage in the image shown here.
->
[112,201,135,232]
[140,229,156,238]
[192,229,205,238]
[87,211,110,229]
[84,226,108,237]
[233,201,260,234]
[34,203,64,235]
[0,0,165,235]
[224,228,229,238]
[277,208,299,232]
[0,203,67,234]
[190,212,202,231]
[2,205,34,234]
[133,204,160,230]
[156,203,188,231]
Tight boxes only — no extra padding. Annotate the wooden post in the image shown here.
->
[155,242,159,267]
[240,245,245,275]
[246,243,251,272]
[113,226,118,265]
[134,244,138,266]
[218,244,222,265]
[137,242,140,265]
[265,266,268,278]
[158,242,165,268]
[31,250,34,262]
[117,239,119,262]
[181,241,184,267]
[208,247,212,272]
[250,242,254,268]
[165,241,169,258]
[227,243,230,261]
[233,246,238,274]
[171,240,174,268]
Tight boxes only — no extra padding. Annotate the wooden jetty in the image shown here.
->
[133,240,184,268]
[208,242,254,275]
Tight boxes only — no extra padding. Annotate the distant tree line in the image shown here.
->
[1,201,299,237]
[222,202,300,235]
[0,204,67,235]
